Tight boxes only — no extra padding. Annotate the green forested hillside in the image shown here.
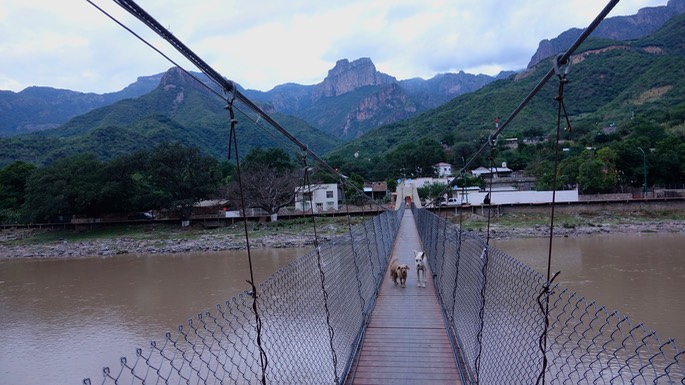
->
[324,13,685,184]
[0,69,339,167]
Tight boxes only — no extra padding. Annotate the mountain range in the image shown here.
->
[528,0,685,67]
[242,58,511,140]
[0,0,683,168]
[325,10,685,177]
[0,58,507,140]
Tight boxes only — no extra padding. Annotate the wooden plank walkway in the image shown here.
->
[346,209,462,385]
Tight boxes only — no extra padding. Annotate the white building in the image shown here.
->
[434,162,453,177]
[294,183,339,213]
[470,164,513,178]
[399,177,454,189]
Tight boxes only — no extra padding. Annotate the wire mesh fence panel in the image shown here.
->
[413,207,684,385]
[85,205,404,385]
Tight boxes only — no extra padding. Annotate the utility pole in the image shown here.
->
[638,147,647,198]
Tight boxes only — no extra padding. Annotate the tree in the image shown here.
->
[228,148,299,219]
[143,143,223,221]
[385,139,444,178]
[24,154,105,222]
[0,161,36,223]
[243,147,295,173]
[98,151,150,213]
[385,178,398,193]
[0,161,36,209]
[557,155,582,189]
[577,148,618,194]
[650,137,685,185]
[417,182,448,200]
[344,173,366,206]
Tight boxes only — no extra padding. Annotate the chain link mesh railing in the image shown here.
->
[413,206,684,384]
[84,204,404,385]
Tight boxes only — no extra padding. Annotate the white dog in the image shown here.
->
[414,250,427,287]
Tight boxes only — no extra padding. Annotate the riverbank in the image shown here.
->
[0,217,361,259]
[454,209,685,240]
[1,210,684,259]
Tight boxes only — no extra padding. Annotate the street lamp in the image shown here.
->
[638,147,647,198]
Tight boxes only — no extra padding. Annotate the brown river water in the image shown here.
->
[1,233,683,385]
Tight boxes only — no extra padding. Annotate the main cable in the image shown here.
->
[451,0,621,187]
[86,0,229,102]
[112,0,345,183]
[91,0,390,214]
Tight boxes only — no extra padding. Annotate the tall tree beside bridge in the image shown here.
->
[228,148,299,220]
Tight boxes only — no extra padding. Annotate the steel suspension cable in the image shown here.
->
[112,0,339,180]
[535,55,570,385]
[474,149,498,383]
[449,175,467,325]
[88,0,329,176]
[226,98,269,385]
[86,0,229,102]
[92,0,398,218]
[102,0,389,216]
[451,0,621,187]
[302,156,340,385]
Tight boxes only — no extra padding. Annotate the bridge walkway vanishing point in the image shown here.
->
[347,209,463,385]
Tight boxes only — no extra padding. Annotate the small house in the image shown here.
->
[294,183,339,213]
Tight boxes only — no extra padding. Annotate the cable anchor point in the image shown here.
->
[553,53,572,77]
[487,133,498,147]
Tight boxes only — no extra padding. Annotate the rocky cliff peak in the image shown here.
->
[314,58,396,99]
[527,0,685,68]
[159,67,197,89]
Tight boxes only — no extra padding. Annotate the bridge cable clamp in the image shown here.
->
[553,53,572,77]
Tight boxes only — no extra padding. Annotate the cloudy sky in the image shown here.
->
[0,0,668,94]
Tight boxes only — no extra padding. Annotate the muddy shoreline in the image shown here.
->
[1,219,684,259]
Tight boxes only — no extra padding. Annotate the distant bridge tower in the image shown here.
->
[394,180,422,209]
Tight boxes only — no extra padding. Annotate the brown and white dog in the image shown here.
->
[414,250,427,287]
[389,257,409,288]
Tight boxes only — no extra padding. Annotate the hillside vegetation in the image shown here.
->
[0,69,338,167]
[324,13,685,186]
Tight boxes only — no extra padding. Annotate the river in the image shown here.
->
[0,248,308,385]
[492,232,685,345]
[1,233,683,385]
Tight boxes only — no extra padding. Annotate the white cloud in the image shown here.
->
[0,0,669,93]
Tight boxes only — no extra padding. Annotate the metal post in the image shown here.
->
[461,157,469,204]
[638,147,647,198]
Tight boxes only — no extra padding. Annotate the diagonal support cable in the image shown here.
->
[112,0,346,184]
[451,0,621,186]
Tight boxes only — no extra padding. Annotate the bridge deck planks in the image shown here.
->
[347,209,462,385]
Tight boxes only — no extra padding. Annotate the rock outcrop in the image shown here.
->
[528,0,685,68]
[312,58,396,100]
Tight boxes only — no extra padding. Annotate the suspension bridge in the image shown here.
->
[84,203,684,384]
[83,0,684,383]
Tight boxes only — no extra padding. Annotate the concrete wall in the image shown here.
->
[494,198,685,216]
[460,189,579,205]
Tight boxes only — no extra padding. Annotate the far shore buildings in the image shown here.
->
[294,183,340,213]
[393,161,578,207]
[434,162,453,178]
